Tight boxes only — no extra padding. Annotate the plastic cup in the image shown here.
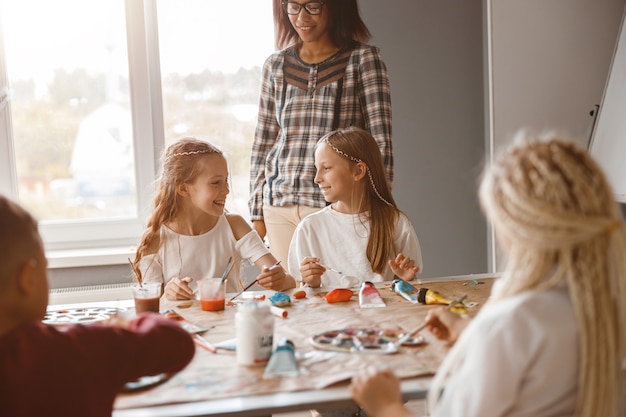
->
[132,282,162,314]
[199,278,226,311]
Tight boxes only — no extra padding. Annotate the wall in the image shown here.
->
[485,0,626,270]
[49,0,488,287]
[360,0,487,278]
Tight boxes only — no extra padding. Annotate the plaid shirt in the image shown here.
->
[249,43,393,220]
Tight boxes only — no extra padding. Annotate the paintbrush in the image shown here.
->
[316,262,344,276]
[229,260,281,301]
[394,294,468,348]
[128,257,143,287]
[193,334,218,353]
[218,256,234,288]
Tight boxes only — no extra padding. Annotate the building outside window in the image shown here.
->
[0,0,273,266]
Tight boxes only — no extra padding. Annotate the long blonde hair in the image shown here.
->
[430,132,626,416]
[317,127,398,274]
[132,138,223,270]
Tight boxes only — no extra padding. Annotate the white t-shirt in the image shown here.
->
[287,206,423,286]
[431,285,579,417]
[137,214,269,292]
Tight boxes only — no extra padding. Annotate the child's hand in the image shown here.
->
[349,366,412,417]
[299,257,324,288]
[425,306,470,343]
[256,263,296,291]
[388,252,420,281]
[164,277,195,301]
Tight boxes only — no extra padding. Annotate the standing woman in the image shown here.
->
[249,0,393,266]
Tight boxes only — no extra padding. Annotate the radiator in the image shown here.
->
[49,283,134,305]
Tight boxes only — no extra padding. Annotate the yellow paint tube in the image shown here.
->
[417,288,467,314]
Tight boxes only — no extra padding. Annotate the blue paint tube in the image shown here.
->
[263,339,299,378]
[391,278,420,304]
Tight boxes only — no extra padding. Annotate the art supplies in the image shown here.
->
[309,327,422,354]
[263,339,299,378]
[325,288,354,303]
[235,302,274,366]
[44,306,127,325]
[390,278,420,303]
[358,281,386,308]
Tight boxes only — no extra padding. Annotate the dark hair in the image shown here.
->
[273,0,371,50]
[0,195,40,289]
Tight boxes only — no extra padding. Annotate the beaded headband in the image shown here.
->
[164,148,220,163]
[322,138,393,206]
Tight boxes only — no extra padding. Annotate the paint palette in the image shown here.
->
[43,306,127,325]
[309,327,426,354]
[122,373,170,392]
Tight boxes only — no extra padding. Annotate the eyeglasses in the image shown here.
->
[282,1,325,15]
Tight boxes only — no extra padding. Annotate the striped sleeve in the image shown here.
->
[249,54,280,220]
[358,46,394,183]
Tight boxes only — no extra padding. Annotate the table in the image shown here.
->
[53,274,496,417]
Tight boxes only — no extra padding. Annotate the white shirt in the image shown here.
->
[287,206,423,286]
[138,214,269,292]
[431,285,579,417]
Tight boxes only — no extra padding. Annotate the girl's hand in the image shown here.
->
[388,252,420,281]
[164,276,195,301]
[425,306,470,343]
[349,366,413,417]
[252,220,267,241]
[256,263,296,291]
[299,257,324,288]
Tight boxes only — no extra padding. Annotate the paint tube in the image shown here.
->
[417,288,468,314]
[263,339,299,378]
[359,281,386,308]
[391,278,420,304]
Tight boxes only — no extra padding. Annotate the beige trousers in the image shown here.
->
[262,205,322,267]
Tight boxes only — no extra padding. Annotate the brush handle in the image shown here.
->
[317,263,343,275]
[219,257,234,286]
[229,280,258,301]
[395,294,468,347]
[194,334,217,353]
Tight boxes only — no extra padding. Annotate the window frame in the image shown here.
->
[0,0,165,263]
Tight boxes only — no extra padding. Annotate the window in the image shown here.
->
[0,0,273,264]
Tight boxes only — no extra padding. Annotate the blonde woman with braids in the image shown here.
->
[133,138,295,301]
[288,127,422,288]
[349,132,626,417]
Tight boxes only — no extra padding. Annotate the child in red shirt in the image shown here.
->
[0,195,195,417]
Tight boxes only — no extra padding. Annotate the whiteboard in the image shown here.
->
[590,8,626,202]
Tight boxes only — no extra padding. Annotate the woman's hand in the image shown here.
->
[388,252,420,281]
[425,306,470,343]
[349,366,413,417]
[299,257,324,288]
[164,277,195,301]
[256,262,296,291]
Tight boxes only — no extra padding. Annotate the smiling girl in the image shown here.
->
[133,138,295,301]
[288,127,422,288]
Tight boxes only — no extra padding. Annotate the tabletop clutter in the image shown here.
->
[111,277,494,410]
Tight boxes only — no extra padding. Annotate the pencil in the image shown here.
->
[193,334,217,353]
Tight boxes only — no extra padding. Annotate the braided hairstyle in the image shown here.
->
[478,132,626,416]
[132,138,223,271]
[430,132,626,416]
